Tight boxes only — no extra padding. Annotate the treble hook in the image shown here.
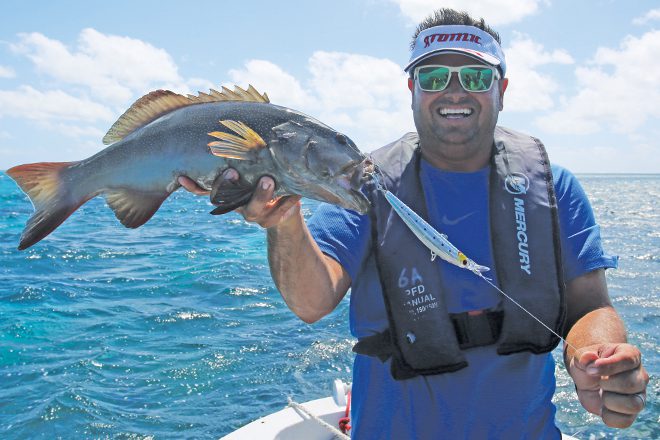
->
[363,157,387,192]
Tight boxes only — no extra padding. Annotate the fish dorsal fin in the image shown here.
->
[103,90,192,145]
[188,85,270,104]
[102,85,270,145]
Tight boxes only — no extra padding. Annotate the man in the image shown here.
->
[181,8,648,439]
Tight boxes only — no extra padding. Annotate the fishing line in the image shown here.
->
[476,273,577,353]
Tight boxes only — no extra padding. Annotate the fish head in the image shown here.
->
[269,118,370,214]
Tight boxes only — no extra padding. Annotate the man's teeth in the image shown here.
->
[439,108,473,117]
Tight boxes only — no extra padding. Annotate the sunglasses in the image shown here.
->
[414,65,501,93]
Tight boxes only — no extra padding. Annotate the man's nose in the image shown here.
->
[444,72,467,94]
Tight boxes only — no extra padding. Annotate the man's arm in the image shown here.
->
[563,269,649,428]
[178,173,351,323]
[267,209,351,323]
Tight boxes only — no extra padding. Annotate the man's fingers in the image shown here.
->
[206,173,299,228]
[576,389,603,416]
[591,344,643,377]
[178,176,210,195]
[259,196,302,229]
[242,177,276,222]
[600,366,650,394]
[571,343,649,428]
[601,406,638,429]
[237,176,301,228]
[222,168,239,182]
[575,349,599,369]
[602,391,646,415]
[569,350,600,390]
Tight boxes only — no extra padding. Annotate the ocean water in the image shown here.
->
[0,172,657,439]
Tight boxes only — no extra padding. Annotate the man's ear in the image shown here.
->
[408,77,414,92]
[499,78,509,110]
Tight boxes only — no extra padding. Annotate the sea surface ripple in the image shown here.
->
[0,172,657,439]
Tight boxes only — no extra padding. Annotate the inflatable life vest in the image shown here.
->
[353,127,566,380]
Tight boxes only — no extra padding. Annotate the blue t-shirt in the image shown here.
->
[308,161,617,439]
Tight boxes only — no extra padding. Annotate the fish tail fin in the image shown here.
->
[469,261,490,275]
[6,161,84,250]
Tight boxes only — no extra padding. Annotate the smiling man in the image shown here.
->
[180,7,649,439]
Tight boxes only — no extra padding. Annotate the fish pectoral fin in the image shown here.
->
[209,175,256,215]
[208,120,266,161]
[105,188,170,228]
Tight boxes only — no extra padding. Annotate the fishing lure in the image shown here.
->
[377,180,489,276]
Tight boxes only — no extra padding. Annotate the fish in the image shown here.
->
[6,85,371,250]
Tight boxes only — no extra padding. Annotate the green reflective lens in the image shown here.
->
[415,65,498,93]
[417,66,451,91]
[459,67,494,92]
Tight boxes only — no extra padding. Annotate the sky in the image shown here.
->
[1,0,659,173]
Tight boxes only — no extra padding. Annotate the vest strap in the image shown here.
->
[450,310,503,349]
[352,329,393,362]
[353,310,504,360]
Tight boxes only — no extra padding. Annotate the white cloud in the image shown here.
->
[308,52,408,111]
[307,51,413,151]
[504,33,574,112]
[0,65,15,78]
[11,28,183,104]
[537,30,660,135]
[0,86,114,122]
[633,8,660,25]
[389,0,545,25]
[226,59,313,109]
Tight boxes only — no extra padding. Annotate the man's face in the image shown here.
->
[410,53,508,170]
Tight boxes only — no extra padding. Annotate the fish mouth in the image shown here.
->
[331,159,371,214]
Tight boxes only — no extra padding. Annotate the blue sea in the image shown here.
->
[0,172,658,439]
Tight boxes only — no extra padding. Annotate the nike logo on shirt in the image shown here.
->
[441,211,476,226]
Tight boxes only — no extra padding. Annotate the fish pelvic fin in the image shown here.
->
[208,173,257,215]
[6,162,83,250]
[103,85,270,146]
[208,120,266,160]
[105,188,171,228]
